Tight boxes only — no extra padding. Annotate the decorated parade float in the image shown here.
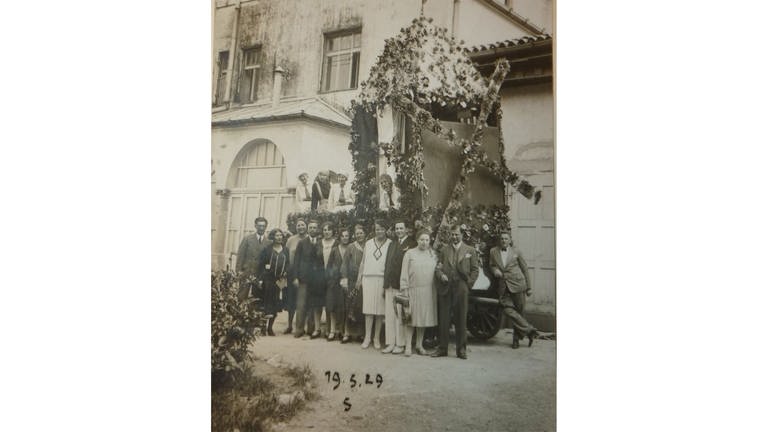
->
[287,16,542,339]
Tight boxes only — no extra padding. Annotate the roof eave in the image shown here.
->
[476,0,547,35]
[466,38,553,60]
[212,112,350,129]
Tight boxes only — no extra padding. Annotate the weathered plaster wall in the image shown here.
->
[213,0,423,107]
[499,83,554,173]
[422,0,458,31]
[510,0,553,33]
[454,0,532,47]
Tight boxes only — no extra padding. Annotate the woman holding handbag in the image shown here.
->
[256,228,289,336]
[399,229,438,356]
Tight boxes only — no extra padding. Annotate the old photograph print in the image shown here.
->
[211,1,554,431]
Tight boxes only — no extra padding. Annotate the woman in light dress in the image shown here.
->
[399,229,438,356]
[355,221,391,349]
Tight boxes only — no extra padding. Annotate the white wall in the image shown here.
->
[211,120,352,190]
[510,0,553,33]
[454,0,532,47]
[499,83,554,173]
[499,82,554,316]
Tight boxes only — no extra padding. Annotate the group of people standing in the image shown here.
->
[236,216,539,359]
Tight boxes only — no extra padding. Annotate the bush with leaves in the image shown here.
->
[211,270,265,376]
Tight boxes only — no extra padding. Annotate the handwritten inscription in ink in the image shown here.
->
[323,370,383,411]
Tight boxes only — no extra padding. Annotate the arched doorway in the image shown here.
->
[223,139,294,269]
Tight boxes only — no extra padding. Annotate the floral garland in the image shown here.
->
[348,101,381,219]
[358,16,487,114]
[343,16,541,252]
[379,120,427,224]
[423,204,512,262]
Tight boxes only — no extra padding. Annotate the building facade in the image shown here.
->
[211,0,553,320]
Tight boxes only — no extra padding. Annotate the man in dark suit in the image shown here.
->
[433,224,479,359]
[382,220,417,354]
[489,231,539,348]
[292,220,322,338]
[236,217,272,304]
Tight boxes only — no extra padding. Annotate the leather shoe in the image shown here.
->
[293,331,305,339]
[457,351,467,360]
[283,327,293,335]
[341,336,350,344]
[310,331,321,339]
[511,338,520,349]
[528,330,539,347]
[430,350,448,358]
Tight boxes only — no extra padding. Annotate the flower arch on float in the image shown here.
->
[341,16,542,251]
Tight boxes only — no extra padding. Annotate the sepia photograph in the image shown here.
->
[7,1,768,431]
[210,1,555,430]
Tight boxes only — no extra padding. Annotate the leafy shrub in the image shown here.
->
[211,270,265,375]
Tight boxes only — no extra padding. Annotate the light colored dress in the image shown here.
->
[399,247,438,327]
[359,238,391,315]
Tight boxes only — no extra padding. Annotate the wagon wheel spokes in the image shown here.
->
[482,310,498,330]
[468,303,502,340]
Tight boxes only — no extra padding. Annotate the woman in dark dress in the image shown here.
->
[256,228,289,336]
[313,222,340,339]
[340,224,366,343]
[326,227,349,341]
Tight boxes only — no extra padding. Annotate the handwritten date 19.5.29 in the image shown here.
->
[324,371,383,390]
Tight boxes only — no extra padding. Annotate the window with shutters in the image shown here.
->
[215,51,229,105]
[238,47,261,103]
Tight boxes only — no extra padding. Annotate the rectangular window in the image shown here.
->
[238,47,261,103]
[321,29,361,92]
[215,51,229,105]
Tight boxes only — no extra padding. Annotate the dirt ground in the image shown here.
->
[252,312,555,432]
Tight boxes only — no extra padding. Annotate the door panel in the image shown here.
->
[509,172,555,313]
[219,140,292,270]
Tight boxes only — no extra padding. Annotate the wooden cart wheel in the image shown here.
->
[467,298,502,340]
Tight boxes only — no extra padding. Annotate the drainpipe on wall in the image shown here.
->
[272,66,285,108]
[224,0,242,108]
[451,0,460,38]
